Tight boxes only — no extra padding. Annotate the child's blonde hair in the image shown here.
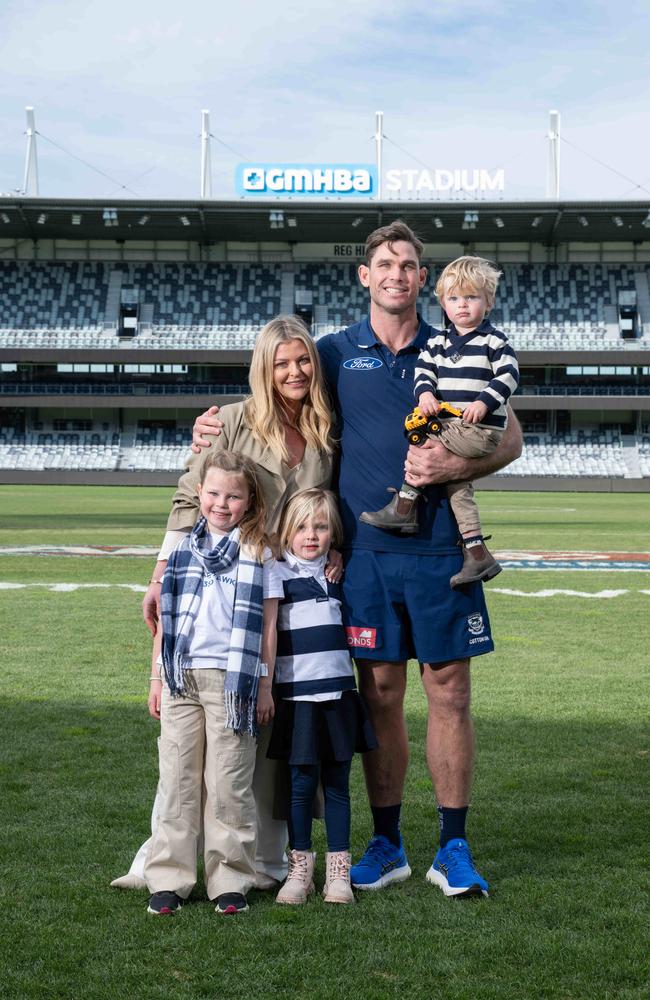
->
[278,488,343,555]
[244,315,334,465]
[435,255,502,313]
[198,449,268,561]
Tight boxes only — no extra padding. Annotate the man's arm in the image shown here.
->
[405,407,523,487]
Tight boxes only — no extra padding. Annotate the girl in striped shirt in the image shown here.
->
[267,488,376,906]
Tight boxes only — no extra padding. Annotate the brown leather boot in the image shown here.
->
[450,542,502,589]
[359,488,420,534]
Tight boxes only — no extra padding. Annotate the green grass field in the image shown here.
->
[0,486,648,1000]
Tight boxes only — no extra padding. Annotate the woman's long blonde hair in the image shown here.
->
[244,315,333,464]
[198,450,268,562]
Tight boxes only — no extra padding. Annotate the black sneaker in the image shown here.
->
[215,892,249,915]
[147,890,183,915]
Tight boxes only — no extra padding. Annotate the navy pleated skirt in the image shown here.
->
[267,690,378,765]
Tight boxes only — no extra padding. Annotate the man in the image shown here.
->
[147,221,522,898]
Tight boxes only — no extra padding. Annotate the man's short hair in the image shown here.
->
[365,220,424,265]
[435,255,503,312]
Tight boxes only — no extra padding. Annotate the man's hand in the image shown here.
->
[148,678,162,720]
[417,391,440,417]
[405,437,469,487]
[191,405,224,454]
[256,683,275,727]
[405,407,523,487]
[462,400,488,424]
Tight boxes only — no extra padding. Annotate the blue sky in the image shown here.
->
[1,0,649,202]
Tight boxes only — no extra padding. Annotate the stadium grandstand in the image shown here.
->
[0,197,649,490]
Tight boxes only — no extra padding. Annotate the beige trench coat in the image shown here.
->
[166,400,335,536]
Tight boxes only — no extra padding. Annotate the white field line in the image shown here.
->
[0,545,159,556]
[490,588,650,598]
[487,507,578,513]
[1,582,650,598]
[0,582,147,592]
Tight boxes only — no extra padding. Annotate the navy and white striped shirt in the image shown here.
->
[273,551,356,702]
[413,319,519,430]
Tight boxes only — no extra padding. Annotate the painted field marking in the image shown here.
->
[2,582,650,599]
[3,545,650,572]
[486,507,578,513]
[496,550,650,572]
[0,581,147,592]
[491,588,636,598]
[0,544,159,557]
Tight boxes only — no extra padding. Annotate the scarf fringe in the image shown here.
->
[225,687,259,737]
[163,649,193,697]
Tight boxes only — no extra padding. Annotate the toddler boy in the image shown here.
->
[360,255,519,588]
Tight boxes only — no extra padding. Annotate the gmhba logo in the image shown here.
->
[236,163,376,197]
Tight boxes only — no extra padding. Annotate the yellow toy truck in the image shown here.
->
[404,402,463,445]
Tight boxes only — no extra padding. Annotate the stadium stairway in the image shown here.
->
[105,270,122,325]
[634,272,650,336]
[621,436,642,478]
[603,304,620,339]
[280,268,295,315]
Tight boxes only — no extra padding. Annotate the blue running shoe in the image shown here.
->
[426,838,489,898]
[350,835,411,890]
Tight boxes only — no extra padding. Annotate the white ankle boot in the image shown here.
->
[275,850,315,905]
[323,851,354,904]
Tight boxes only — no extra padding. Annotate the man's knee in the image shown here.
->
[358,661,406,714]
[421,659,471,715]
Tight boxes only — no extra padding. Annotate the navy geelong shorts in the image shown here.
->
[341,549,494,665]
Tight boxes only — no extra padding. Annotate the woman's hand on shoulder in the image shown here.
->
[191,405,224,454]
[325,548,344,583]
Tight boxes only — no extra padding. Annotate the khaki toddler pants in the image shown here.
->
[437,419,504,538]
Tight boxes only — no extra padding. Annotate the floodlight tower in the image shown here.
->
[375,110,383,201]
[200,109,212,198]
[23,106,39,196]
[546,109,561,200]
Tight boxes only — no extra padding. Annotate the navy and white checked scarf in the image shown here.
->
[161,516,264,736]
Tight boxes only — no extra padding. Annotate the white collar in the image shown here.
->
[283,550,327,578]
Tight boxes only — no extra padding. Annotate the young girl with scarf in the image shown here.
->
[267,489,377,906]
[144,450,284,917]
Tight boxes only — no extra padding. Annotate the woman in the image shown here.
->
[112,315,338,892]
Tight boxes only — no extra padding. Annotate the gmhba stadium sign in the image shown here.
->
[236,164,376,197]
[235,163,504,198]
[385,168,504,194]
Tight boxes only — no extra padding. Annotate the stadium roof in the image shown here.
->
[1,197,650,248]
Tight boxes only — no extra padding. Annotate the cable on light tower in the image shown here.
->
[23,106,40,196]
[546,109,561,200]
[200,109,212,199]
[375,111,384,201]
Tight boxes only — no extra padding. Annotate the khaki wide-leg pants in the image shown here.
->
[144,670,257,900]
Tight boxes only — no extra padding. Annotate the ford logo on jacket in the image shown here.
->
[342,357,383,370]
